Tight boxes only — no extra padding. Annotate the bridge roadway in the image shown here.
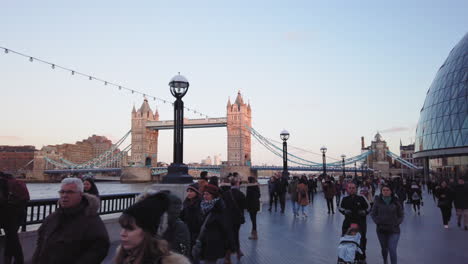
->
[146,117,227,130]
[101,191,467,263]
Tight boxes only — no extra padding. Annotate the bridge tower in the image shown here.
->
[365,132,391,178]
[130,99,159,167]
[223,91,253,180]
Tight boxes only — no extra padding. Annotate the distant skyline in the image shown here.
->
[1,1,467,165]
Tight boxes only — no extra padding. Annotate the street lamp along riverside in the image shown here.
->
[280,130,290,179]
[320,146,327,177]
[341,154,346,178]
[162,73,193,184]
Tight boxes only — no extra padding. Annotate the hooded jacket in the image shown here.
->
[32,193,110,264]
[453,184,468,209]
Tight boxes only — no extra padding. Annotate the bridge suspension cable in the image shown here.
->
[386,151,422,170]
[0,46,213,119]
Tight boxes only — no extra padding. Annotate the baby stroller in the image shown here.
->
[337,226,365,264]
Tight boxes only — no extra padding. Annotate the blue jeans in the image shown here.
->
[377,232,400,264]
[292,201,299,214]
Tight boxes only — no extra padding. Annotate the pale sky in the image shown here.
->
[0,1,467,165]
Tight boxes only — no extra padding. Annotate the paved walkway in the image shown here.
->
[104,190,468,264]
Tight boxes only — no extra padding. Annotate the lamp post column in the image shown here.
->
[321,146,327,177]
[280,130,290,180]
[341,154,346,178]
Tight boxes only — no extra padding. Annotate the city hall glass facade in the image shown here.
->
[414,33,468,179]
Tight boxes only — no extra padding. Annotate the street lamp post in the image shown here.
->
[320,146,327,177]
[162,74,193,184]
[280,130,290,180]
[354,161,357,178]
[341,154,346,178]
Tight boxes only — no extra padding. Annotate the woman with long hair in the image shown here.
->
[297,176,309,217]
[115,192,190,264]
[371,184,404,264]
[180,184,203,258]
[82,176,100,197]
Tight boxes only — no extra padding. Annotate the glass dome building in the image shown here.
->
[414,33,468,179]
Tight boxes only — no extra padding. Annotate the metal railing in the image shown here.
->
[19,192,139,232]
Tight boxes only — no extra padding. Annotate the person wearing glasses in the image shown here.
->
[32,177,110,264]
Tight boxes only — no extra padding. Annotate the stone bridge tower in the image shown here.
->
[223,91,253,180]
[130,99,159,167]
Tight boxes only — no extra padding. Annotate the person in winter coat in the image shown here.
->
[288,176,299,216]
[199,184,232,264]
[358,182,374,207]
[32,177,110,264]
[115,192,190,264]
[82,176,100,197]
[268,176,278,212]
[296,177,309,217]
[453,178,468,230]
[180,184,203,254]
[276,175,289,214]
[307,175,315,203]
[335,180,343,207]
[0,172,29,264]
[246,177,261,240]
[338,182,370,261]
[409,182,422,215]
[323,178,336,214]
[371,184,404,264]
[435,181,454,228]
[220,175,246,262]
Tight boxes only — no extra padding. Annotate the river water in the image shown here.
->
[27,179,270,199]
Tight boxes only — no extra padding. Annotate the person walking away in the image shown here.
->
[82,176,100,197]
[246,176,261,239]
[33,177,109,264]
[276,175,288,214]
[371,184,404,264]
[307,175,315,203]
[221,175,246,262]
[453,178,468,230]
[0,172,29,264]
[288,176,300,216]
[435,181,454,228]
[338,182,370,262]
[180,183,203,260]
[409,182,422,215]
[297,176,309,217]
[198,184,232,264]
[115,192,190,264]
[313,177,318,193]
[323,178,336,214]
[198,171,209,194]
[268,176,278,212]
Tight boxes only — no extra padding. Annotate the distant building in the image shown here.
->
[0,145,36,175]
[400,143,423,168]
[213,154,222,165]
[201,156,212,165]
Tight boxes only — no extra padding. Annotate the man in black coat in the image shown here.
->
[339,182,371,260]
[453,178,468,230]
[32,178,109,264]
[275,175,289,214]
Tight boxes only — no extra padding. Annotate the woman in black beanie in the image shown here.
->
[115,192,190,264]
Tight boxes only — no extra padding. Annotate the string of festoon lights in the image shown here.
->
[0,46,212,119]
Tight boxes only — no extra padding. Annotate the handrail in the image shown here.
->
[16,192,140,232]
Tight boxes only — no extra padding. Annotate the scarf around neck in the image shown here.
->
[201,198,219,215]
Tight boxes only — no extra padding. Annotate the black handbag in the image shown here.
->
[191,213,211,261]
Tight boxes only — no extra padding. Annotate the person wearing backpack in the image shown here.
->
[0,172,30,264]
[410,182,423,215]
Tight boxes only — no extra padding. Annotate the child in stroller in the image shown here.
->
[337,224,364,264]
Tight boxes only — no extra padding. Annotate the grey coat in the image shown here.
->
[371,195,404,234]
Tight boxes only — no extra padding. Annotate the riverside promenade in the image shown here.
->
[102,191,468,264]
[2,190,467,263]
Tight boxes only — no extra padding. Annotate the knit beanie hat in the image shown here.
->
[203,184,220,197]
[122,192,170,235]
[187,183,201,195]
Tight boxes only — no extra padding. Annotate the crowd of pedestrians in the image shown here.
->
[1,169,467,264]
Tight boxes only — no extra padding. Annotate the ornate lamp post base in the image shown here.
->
[162,163,193,183]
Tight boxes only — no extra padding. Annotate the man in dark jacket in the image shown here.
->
[339,182,371,260]
[32,178,110,264]
[276,175,289,214]
[0,172,29,264]
[453,178,468,230]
